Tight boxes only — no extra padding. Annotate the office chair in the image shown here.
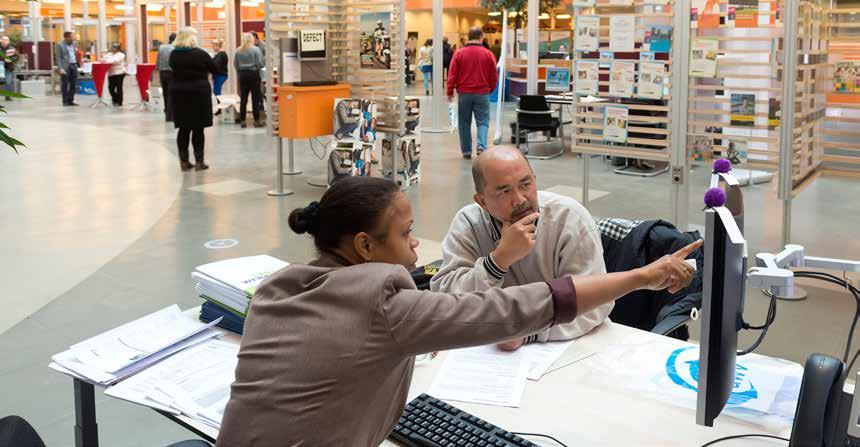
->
[513,95,563,160]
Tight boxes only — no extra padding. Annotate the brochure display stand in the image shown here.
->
[823,8,860,177]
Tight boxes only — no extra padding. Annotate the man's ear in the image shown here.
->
[353,232,373,262]
[474,192,488,212]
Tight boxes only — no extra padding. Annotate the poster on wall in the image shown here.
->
[689,37,719,78]
[834,62,860,93]
[729,0,758,27]
[575,60,600,95]
[767,98,780,129]
[637,61,665,99]
[648,25,672,52]
[609,60,635,98]
[691,0,721,30]
[725,139,748,164]
[604,105,629,143]
[691,134,715,162]
[730,93,756,126]
[405,97,421,134]
[382,135,421,188]
[575,16,600,52]
[609,16,635,52]
[360,12,391,69]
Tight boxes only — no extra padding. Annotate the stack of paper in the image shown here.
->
[105,338,239,429]
[193,255,288,318]
[49,305,223,386]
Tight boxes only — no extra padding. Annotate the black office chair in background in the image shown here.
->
[512,95,563,160]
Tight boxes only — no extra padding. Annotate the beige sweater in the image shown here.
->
[216,254,578,447]
[431,191,613,343]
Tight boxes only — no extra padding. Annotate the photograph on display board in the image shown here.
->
[333,98,378,142]
[691,135,715,162]
[575,16,600,52]
[609,60,635,98]
[599,51,614,68]
[405,97,421,134]
[327,141,373,186]
[689,37,719,78]
[730,93,756,126]
[640,51,656,61]
[360,12,391,69]
[729,0,758,27]
[648,25,672,53]
[705,125,724,146]
[603,106,629,143]
[546,67,571,92]
[609,16,635,52]
[725,139,748,165]
[382,135,420,188]
[767,98,780,130]
[691,0,721,30]
[575,60,599,95]
[637,61,665,99]
[834,62,860,93]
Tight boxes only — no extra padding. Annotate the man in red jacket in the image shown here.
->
[447,27,498,159]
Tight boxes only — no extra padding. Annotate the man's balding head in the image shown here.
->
[472,147,538,224]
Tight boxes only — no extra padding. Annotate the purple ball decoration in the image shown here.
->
[713,158,732,174]
[704,187,727,208]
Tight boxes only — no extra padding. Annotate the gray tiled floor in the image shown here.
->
[1,86,859,446]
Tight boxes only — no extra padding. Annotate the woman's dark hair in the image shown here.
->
[424,39,433,47]
[288,177,400,253]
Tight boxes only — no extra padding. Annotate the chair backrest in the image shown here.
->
[519,95,550,111]
[517,95,553,126]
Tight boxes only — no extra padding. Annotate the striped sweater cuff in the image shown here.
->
[523,334,540,345]
[483,254,508,280]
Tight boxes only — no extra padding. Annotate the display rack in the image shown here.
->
[685,0,784,173]
[822,8,860,177]
[571,0,676,164]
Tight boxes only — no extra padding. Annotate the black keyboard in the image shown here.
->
[389,394,538,447]
[292,80,338,87]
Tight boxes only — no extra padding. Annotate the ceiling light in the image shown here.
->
[240,0,258,6]
[488,11,501,16]
[146,4,163,11]
[204,1,223,8]
[538,13,550,19]
[114,4,133,10]
[508,11,518,17]
[217,11,225,18]
[42,0,64,4]
[556,13,571,19]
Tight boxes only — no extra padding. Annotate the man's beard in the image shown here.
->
[510,202,535,222]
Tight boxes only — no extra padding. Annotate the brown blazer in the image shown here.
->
[216,254,577,447]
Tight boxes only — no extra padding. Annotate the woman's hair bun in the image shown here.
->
[288,201,322,235]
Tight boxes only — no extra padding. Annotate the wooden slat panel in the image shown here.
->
[573,144,670,161]
[823,154,860,164]
[576,134,670,147]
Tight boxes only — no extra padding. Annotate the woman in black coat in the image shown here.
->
[169,27,217,171]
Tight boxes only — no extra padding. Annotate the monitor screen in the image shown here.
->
[298,29,326,61]
[546,67,571,93]
[696,207,747,427]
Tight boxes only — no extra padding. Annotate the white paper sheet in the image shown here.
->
[520,340,575,381]
[428,345,529,408]
[609,16,636,52]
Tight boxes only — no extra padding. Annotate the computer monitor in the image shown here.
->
[696,205,747,427]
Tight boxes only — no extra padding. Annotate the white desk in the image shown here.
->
[105,309,790,447]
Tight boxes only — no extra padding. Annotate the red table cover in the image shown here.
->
[90,62,110,98]
[135,63,156,101]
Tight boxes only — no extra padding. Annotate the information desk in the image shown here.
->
[59,307,790,447]
[277,83,351,139]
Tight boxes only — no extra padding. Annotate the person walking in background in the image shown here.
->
[447,27,497,159]
[101,43,126,106]
[490,39,502,63]
[156,32,176,121]
[417,39,432,96]
[0,35,19,100]
[169,27,216,172]
[54,31,79,106]
[482,38,490,50]
[234,33,265,128]
[211,38,229,96]
[442,36,453,82]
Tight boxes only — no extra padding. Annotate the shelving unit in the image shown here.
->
[822,8,860,177]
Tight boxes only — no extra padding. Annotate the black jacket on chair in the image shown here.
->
[599,218,705,340]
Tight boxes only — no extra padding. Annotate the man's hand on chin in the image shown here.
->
[496,337,525,352]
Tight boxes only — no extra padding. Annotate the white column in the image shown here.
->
[64,0,72,32]
[669,0,692,230]
[196,0,203,29]
[428,0,449,131]
[176,0,185,29]
[225,0,237,93]
[124,0,136,63]
[97,0,106,53]
[29,1,41,68]
[164,2,171,35]
[778,0,800,245]
[526,0,538,94]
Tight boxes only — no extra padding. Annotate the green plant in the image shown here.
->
[482,0,561,52]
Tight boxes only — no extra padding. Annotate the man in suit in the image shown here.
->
[54,31,78,106]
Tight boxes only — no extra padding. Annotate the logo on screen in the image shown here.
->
[664,346,758,406]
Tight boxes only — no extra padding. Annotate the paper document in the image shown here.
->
[106,339,239,427]
[520,340,575,381]
[68,305,221,374]
[428,345,529,408]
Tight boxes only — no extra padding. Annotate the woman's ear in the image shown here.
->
[353,232,373,262]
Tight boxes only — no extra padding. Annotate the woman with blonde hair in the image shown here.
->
[233,32,265,128]
[211,38,229,97]
[169,27,217,171]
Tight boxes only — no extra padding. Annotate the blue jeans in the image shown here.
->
[457,93,490,155]
[4,68,14,96]
[421,65,432,93]
[212,73,228,96]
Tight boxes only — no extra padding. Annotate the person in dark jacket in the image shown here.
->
[442,37,453,80]
[211,38,229,96]
[597,218,705,340]
[169,27,216,172]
